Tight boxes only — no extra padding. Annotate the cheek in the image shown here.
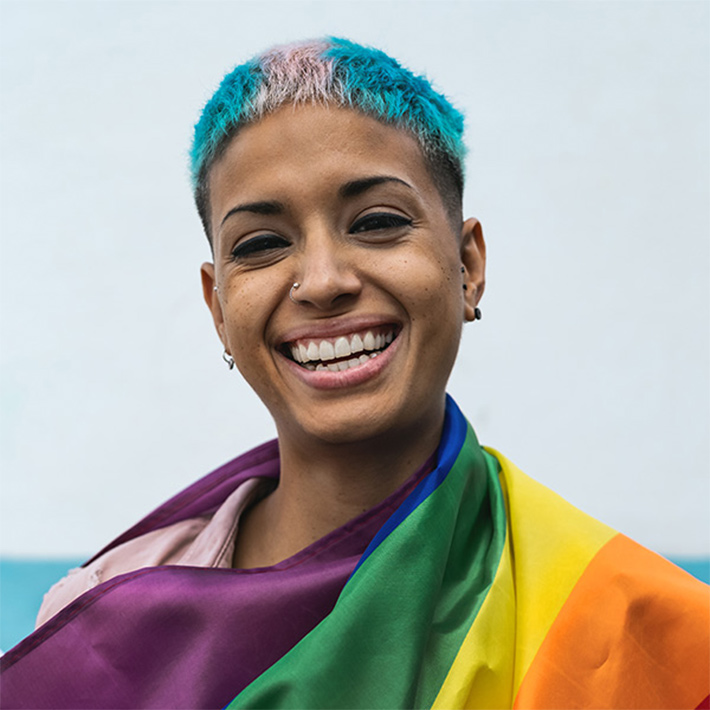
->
[219,278,278,357]
[411,258,464,369]
[396,249,462,322]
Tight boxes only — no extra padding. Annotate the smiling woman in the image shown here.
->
[1,37,707,710]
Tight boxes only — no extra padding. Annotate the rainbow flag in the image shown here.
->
[227,401,709,709]
[1,398,707,708]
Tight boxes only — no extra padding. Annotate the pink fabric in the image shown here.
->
[3,436,439,709]
[36,478,266,627]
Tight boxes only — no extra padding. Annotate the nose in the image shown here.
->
[292,244,362,310]
[291,229,362,311]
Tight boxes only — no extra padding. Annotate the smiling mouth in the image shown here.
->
[281,326,399,372]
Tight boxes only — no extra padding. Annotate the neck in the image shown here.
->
[232,408,445,569]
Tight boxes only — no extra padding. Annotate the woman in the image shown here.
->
[1,38,707,709]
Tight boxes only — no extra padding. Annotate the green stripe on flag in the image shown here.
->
[227,425,507,709]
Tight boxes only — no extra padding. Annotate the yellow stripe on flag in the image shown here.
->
[432,449,616,708]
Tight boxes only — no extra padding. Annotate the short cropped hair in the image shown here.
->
[190,37,466,244]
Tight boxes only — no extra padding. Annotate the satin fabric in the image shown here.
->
[0,436,438,709]
[2,397,708,709]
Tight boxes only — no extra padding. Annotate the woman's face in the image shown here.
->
[201,104,485,447]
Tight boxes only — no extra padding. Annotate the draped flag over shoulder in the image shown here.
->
[2,397,708,709]
[227,400,709,709]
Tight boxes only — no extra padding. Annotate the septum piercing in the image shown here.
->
[289,282,300,303]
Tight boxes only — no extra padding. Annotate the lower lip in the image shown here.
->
[280,335,401,390]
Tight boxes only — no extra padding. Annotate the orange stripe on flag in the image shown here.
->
[514,534,710,709]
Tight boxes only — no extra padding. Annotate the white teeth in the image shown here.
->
[334,336,351,359]
[319,341,335,361]
[350,333,364,354]
[298,349,388,373]
[289,328,396,367]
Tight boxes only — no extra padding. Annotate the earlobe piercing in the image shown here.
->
[474,307,482,320]
[289,282,300,303]
[222,350,235,369]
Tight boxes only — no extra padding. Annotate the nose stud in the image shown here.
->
[289,282,300,304]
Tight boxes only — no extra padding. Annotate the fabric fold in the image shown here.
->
[1,396,707,709]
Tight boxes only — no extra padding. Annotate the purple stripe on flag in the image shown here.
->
[1,445,435,709]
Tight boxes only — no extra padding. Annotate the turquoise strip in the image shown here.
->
[0,558,84,652]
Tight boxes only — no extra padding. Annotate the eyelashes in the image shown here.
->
[230,234,290,260]
[349,212,413,234]
[229,212,413,261]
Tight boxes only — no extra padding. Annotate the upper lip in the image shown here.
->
[278,315,402,347]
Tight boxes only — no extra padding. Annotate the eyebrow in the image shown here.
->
[220,176,413,228]
[220,200,285,227]
[339,175,413,198]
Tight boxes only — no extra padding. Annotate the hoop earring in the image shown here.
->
[289,282,300,304]
[222,350,235,370]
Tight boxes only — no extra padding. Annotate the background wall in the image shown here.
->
[1,0,708,563]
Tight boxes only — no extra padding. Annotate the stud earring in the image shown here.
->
[461,266,468,291]
[474,307,482,320]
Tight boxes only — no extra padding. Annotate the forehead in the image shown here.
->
[207,104,442,225]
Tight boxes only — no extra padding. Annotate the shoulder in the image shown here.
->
[516,533,709,708]
[482,447,709,708]
[35,515,210,628]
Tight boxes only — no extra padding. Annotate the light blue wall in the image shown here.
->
[1,3,708,562]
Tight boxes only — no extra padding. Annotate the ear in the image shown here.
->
[460,218,486,322]
[200,262,229,352]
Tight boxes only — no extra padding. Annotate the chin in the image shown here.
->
[277,392,445,449]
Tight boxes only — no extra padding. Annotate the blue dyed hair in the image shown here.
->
[191,37,466,241]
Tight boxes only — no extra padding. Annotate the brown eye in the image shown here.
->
[349,213,412,234]
[231,234,290,260]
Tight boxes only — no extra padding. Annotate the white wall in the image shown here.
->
[1,0,707,558]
